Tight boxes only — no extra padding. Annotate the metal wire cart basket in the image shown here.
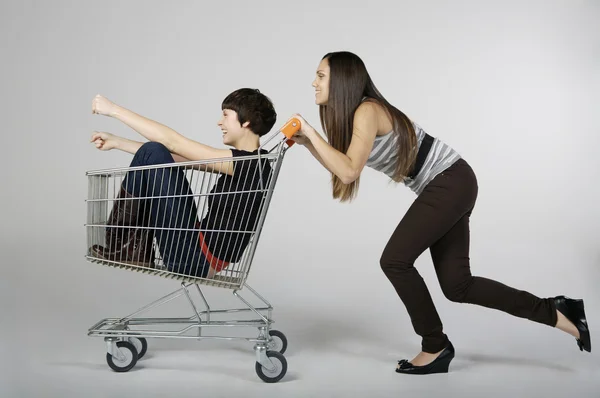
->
[84,119,299,383]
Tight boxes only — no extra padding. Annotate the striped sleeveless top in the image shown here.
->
[365,122,461,195]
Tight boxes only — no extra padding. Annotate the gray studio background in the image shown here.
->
[1,0,599,397]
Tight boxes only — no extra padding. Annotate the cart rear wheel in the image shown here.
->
[268,330,287,354]
[107,341,138,372]
[255,351,287,383]
[128,337,148,359]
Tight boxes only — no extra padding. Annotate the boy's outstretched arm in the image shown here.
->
[92,95,234,174]
[91,132,233,174]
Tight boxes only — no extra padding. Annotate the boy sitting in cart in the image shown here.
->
[88,88,276,279]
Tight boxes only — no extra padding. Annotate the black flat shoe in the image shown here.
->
[396,342,455,375]
[554,295,591,353]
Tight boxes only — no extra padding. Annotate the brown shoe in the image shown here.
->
[105,188,151,248]
[90,228,155,268]
[94,187,156,267]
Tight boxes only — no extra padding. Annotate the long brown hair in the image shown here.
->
[319,51,417,202]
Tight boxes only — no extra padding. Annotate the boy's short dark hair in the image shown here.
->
[221,88,277,137]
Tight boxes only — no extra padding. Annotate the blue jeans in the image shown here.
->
[123,142,210,278]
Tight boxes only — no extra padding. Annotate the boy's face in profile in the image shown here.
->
[218,108,250,147]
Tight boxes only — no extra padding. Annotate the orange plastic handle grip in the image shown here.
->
[280,117,301,147]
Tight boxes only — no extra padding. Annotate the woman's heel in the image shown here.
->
[555,295,591,353]
[429,353,454,374]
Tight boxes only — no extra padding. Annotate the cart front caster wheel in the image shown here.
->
[107,341,138,372]
[255,351,287,383]
[128,337,148,359]
[268,330,287,354]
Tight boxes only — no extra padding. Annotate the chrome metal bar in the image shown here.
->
[115,287,186,323]
[86,154,279,176]
[195,284,211,324]
[233,290,269,325]
[182,282,202,323]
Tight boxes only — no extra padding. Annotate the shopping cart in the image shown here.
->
[84,118,299,383]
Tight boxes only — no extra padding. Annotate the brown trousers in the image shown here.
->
[380,158,557,353]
